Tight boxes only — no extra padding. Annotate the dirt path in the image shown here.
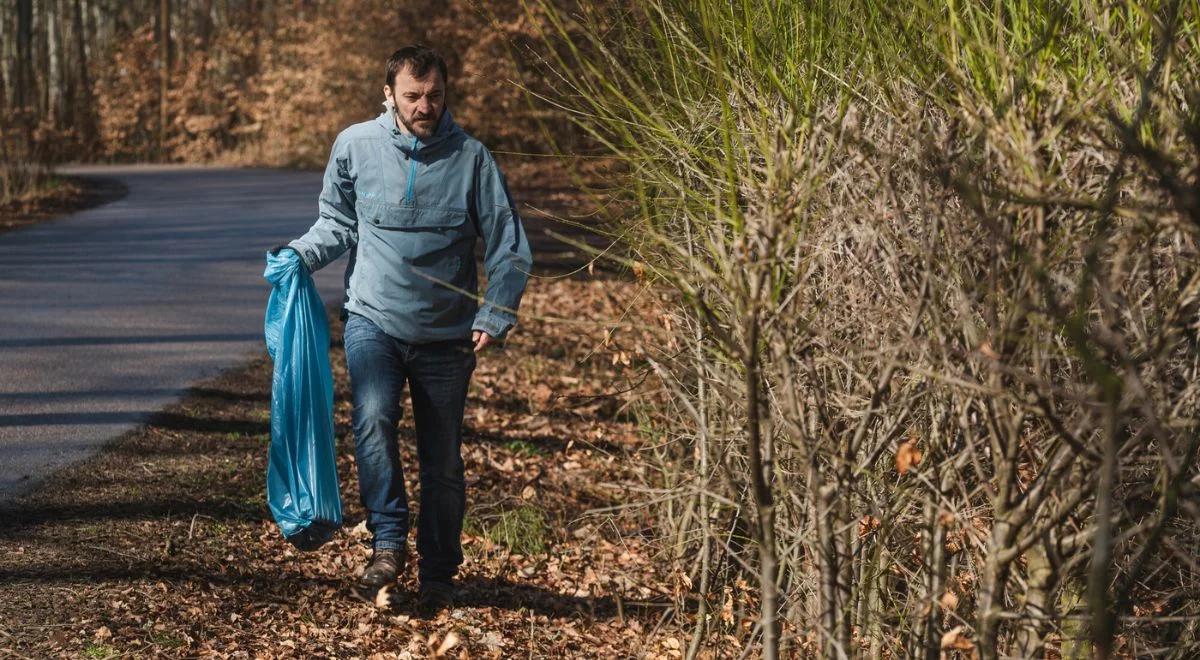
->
[0,276,703,658]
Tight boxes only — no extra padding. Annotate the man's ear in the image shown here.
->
[383,85,393,103]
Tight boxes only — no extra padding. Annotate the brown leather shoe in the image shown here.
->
[352,548,404,602]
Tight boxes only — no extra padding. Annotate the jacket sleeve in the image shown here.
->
[471,156,532,339]
[288,134,358,272]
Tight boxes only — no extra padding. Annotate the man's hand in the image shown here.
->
[472,330,492,353]
[268,245,310,272]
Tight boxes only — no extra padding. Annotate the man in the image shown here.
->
[276,45,531,611]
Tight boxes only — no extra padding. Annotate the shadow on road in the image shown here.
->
[0,411,269,436]
[0,333,261,349]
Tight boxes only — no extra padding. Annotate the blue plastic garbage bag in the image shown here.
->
[263,249,342,550]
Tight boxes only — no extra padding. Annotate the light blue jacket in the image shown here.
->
[288,110,532,343]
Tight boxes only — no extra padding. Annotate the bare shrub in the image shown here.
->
[0,108,78,204]
[535,0,1200,656]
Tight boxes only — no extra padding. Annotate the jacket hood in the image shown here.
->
[374,109,461,154]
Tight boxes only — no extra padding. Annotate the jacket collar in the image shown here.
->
[375,109,458,154]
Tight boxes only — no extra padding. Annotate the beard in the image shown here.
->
[398,107,443,139]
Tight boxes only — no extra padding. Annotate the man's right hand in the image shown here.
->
[268,245,309,272]
[472,330,493,353]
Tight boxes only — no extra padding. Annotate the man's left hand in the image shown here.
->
[472,330,492,352]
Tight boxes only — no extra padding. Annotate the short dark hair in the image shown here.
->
[386,45,448,88]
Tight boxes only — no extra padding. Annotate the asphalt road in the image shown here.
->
[0,164,605,501]
[0,165,354,500]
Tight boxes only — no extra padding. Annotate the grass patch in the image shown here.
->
[503,439,545,457]
[463,512,484,537]
[148,631,184,648]
[83,643,119,659]
[485,506,548,555]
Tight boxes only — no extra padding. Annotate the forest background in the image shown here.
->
[4,0,1200,658]
[0,0,570,199]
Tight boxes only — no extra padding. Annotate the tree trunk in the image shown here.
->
[1015,545,1053,657]
[158,0,170,158]
[71,0,93,152]
[743,318,780,660]
[35,0,43,113]
[46,0,62,125]
[1088,402,1121,658]
[1,1,11,111]
[16,0,33,111]
[817,483,839,659]
[86,0,99,53]
[196,0,214,50]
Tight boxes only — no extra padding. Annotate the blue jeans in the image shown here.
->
[343,312,475,586]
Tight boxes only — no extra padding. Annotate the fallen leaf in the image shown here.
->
[95,626,113,640]
[939,590,959,611]
[896,440,923,475]
[940,625,974,650]
[434,631,460,657]
[979,341,1000,360]
[374,585,392,609]
[48,630,71,648]
[480,630,506,650]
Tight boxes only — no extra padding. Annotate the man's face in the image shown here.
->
[385,66,446,140]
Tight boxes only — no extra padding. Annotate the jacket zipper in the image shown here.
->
[405,135,418,204]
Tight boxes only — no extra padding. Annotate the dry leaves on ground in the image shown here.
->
[0,271,736,658]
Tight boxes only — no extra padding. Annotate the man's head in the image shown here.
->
[384,46,448,141]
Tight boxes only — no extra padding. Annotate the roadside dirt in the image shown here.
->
[0,175,129,233]
[0,274,719,658]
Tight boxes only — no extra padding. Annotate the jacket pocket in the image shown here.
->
[365,203,470,231]
[360,203,475,280]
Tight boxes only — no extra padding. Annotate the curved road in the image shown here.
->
[0,165,352,499]
[0,164,598,501]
